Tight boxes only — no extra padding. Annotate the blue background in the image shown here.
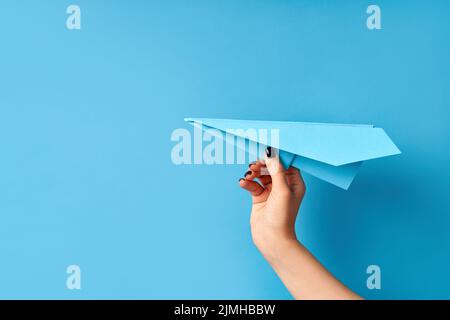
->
[0,0,449,299]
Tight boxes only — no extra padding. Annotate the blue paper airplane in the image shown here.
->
[185,118,401,190]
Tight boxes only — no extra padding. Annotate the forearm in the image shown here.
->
[261,239,362,300]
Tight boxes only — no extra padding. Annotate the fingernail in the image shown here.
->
[244,171,252,177]
[239,178,245,182]
[266,146,272,158]
[248,161,256,168]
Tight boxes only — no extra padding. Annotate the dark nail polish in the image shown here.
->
[244,171,252,177]
[248,161,256,168]
[239,178,245,182]
[266,146,272,158]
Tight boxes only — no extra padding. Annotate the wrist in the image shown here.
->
[254,232,302,265]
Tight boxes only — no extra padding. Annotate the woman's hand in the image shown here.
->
[238,147,305,262]
[239,147,362,300]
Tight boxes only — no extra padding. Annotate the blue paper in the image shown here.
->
[185,118,401,189]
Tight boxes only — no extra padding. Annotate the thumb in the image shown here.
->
[264,147,289,193]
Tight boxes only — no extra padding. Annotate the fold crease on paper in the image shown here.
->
[185,118,401,190]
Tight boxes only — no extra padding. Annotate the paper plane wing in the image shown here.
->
[185,118,401,190]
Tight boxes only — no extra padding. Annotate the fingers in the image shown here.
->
[248,162,272,187]
[256,174,272,187]
[239,162,271,202]
[240,151,306,202]
[264,147,289,193]
[285,166,303,184]
[286,166,306,197]
[248,161,264,173]
[239,178,265,197]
